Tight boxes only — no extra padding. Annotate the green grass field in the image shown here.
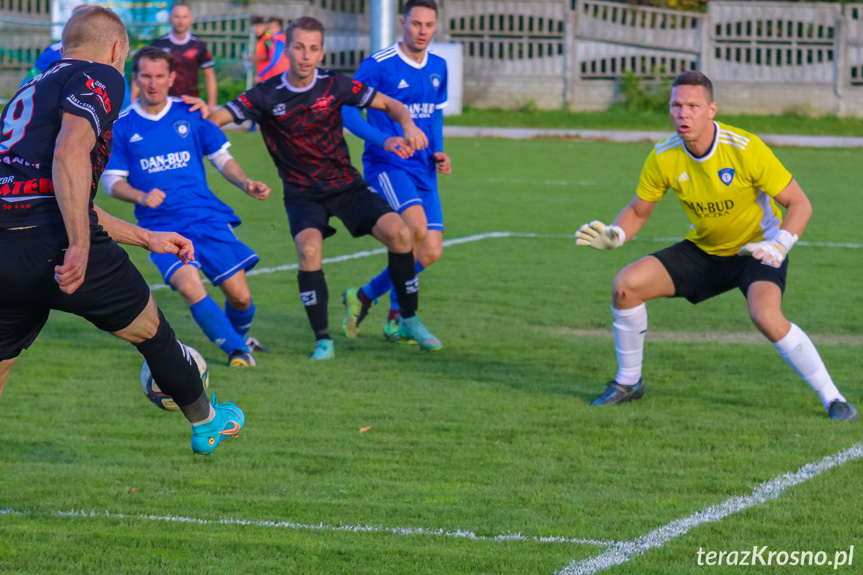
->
[1,133,862,574]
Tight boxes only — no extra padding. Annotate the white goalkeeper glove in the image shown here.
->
[575,221,626,250]
[737,229,798,268]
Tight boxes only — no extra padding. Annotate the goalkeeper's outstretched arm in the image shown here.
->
[576,195,658,250]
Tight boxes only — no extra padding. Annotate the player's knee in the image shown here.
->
[411,225,427,246]
[612,272,640,307]
[387,222,412,252]
[226,290,252,310]
[420,244,442,266]
[748,305,784,334]
[296,241,321,266]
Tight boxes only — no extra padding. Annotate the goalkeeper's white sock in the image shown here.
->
[612,303,647,385]
[773,323,845,409]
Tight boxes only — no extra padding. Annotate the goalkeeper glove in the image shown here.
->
[575,221,626,250]
[737,229,798,268]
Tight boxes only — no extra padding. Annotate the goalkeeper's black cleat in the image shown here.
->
[590,379,645,406]
[828,400,858,421]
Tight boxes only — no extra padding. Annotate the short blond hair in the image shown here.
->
[62,6,127,54]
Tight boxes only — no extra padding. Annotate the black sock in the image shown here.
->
[181,392,212,424]
[298,269,330,339]
[134,309,205,416]
[388,251,418,318]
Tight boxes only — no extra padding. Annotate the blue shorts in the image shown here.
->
[149,222,259,287]
[366,167,443,232]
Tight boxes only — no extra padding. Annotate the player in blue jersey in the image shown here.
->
[0,7,245,455]
[341,0,450,347]
[102,47,271,367]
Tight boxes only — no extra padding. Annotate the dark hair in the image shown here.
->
[133,46,173,74]
[402,0,438,18]
[672,71,713,103]
[287,16,325,45]
[251,16,265,25]
[268,17,284,28]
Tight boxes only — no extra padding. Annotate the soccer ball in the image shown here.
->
[141,343,209,412]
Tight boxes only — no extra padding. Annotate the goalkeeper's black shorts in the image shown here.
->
[652,239,788,305]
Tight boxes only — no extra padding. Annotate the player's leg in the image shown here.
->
[344,170,426,338]
[385,190,443,336]
[590,254,676,406]
[153,249,252,366]
[112,297,245,452]
[294,227,333,359]
[348,205,428,339]
[219,270,268,354]
[196,224,263,363]
[371,213,441,350]
[337,183,440,351]
[54,228,244,454]
[0,358,18,401]
[0,226,61,402]
[746,280,856,420]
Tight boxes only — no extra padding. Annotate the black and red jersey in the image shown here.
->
[0,59,124,228]
[225,69,377,199]
[150,33,214,98]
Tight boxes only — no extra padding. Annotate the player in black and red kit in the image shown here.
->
[133,2,217,109]
[0,6,243,456]
[204,16,441,359]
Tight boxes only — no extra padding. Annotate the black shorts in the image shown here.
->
[0,224,151,360]
[652,240,788,304]
[284,182,393,239]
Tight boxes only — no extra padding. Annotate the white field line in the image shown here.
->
[0,507,613,547]
[1,443,860,561]
[148,231,863,291]
[556,442,863,575]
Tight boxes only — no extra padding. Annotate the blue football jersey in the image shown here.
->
[356,43,447,186]
[105,97,239,229]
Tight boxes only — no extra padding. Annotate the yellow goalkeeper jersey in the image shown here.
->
[636,121,793,256]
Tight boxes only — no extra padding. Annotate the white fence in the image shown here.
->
[5,0,863,115]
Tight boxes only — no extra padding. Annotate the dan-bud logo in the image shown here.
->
[139,151,192,173]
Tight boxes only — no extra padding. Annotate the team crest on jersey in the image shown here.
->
[273,103,286,116]
[430,74,442,89]
[718,168,735,186]
[311,95,334,110]
[173,121,191,138]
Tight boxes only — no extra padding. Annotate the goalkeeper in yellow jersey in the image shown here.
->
[576,70,856,421]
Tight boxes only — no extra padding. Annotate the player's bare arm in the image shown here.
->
[219,158,271,200]
[369,92,428,151]
[53,112,97,294]
[576,195,657,250]
[738,178,811,268]
[772,179,812,237]
[93,204,194,263]
[203,106,233,127]
[203,67,218,110]
[108,178,166,208]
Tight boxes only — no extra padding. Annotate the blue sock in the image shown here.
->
[225,298,255,337]
[388,261,425,311]
[364,261,426,306]
[190,296,249,355]
[361,267,393,302]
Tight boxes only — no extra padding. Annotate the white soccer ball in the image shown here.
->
[141,343,209,412]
